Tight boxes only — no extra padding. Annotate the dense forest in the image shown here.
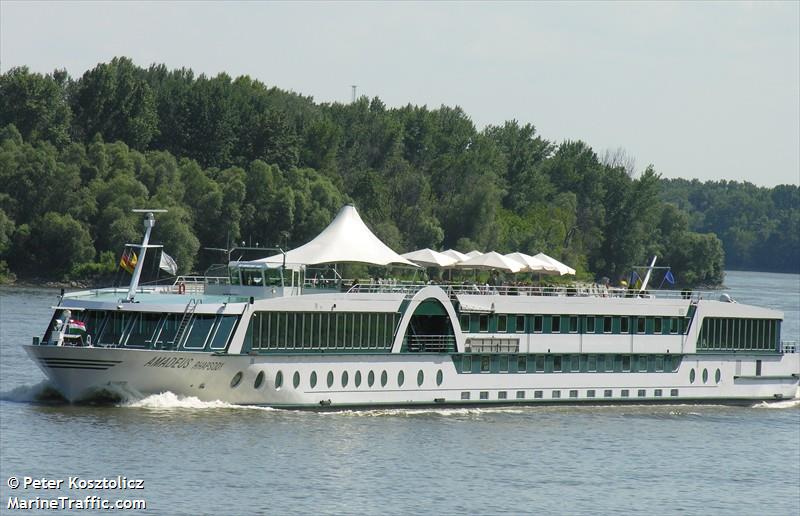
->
[0,57,795,286]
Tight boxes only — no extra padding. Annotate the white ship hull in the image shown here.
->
[26,345,799,407]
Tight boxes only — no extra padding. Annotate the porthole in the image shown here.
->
[715,368,721,384]
[398,370,405,387]
[417,370,424,387]
[689,368,696,384]
[310,371,317,388]
[275,370,283,390]
[327,371,334,388]
[254,371,265,389]
[293,371,300,389]
[436,369,443,386]
[230,371,243,388]
[355,371,362,387]
[381,370,388,387]
[368,370,375,387]
[341,371,349,388]
[702,368,709,384]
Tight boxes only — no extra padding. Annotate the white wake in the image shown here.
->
[753,398,800,409]
[121,391,276,411]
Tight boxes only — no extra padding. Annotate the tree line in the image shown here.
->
[1,56,783,286]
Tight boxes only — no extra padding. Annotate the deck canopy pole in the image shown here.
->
[127,209,167,301]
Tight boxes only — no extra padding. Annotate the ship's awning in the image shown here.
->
[239,205,417,268]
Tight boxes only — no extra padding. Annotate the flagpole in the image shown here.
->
[126,210,167,301]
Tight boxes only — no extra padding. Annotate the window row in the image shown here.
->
[55,310,237,351]
[246,311,399,351]
[459,313,690,336]
[460,388,681,400]
[688,367,722,384]
[698,318,779,351]
[453,354,682,374]
[240,368,445,390]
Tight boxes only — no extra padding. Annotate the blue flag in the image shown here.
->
[664,270,676,285]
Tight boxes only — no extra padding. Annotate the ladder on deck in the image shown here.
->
[172,298,198,348]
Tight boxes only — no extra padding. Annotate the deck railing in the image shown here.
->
[348,282,710,301]
[405,335,456,353]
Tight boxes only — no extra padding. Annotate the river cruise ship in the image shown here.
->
[25,206,800,407]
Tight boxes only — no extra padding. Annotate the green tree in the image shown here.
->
[0,67,72,147]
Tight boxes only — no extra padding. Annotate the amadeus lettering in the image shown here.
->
[143,356,223,371]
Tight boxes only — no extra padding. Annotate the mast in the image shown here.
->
[639,255,658,293]
[127,209,167,301]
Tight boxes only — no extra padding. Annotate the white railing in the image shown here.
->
[781,341,798,353]
[348,282,708,301]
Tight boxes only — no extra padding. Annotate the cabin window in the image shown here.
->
[275,371,283,390]
[124,312,162,348]
[587,355,597,372]
[533,316,543,333]
[381,370,388,387]
[604,389,613,398]
[310,371,318,388]
[436,369,443,386]
[586,316,595,334]
[209,316,237,350]
[570,355,579,372]
[551,316,561,333]
[621,317,630,334]
[517,355,527,373]
[569,316,578,333]
[622,355,631,372]
[670,317,679,334]
[552,390,561,399]
[479,314,489,332]
[460,314,469,332]
[461,392,470,400]
[416,370,424,386]
[497,315,507,333]
[355,371,362,387]
[638,389,646,397]
[293,371,300,388]
[397,370,404,387]
[569,390,578,398]
[481,356,490,372]
[341,371,349,388]
[603,316,612,334]
[655,355,664,372]
[498,355,509,372]
[462,355,472,373]
[368,370,375,387]
[534,390,543,399]
[605,354,614,372]
[327,371,334,388]
[636,317,645,334]
[620,389,629,397]
[515,315,525,333]
[637,355,648,372]
[97,312,132,346]
[587,390,596,398]
[480,391,489,400]
[553,356,562,372]
[670,389,679,396]
[241,268,264,286]
[183,315,216,350]
[654,318,663,334]
[498,391,507,400]
[516,391,525,399]
[654,389,662,397]
[535,355,545,372]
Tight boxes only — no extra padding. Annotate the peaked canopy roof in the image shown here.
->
[401,248,459,268]
[441,249,469,262]
[504,252,560,274]
[532,252,576,276]
[245,205,417,268]
[456,251,524,272]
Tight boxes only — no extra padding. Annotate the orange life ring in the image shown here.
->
[178,282,186,294]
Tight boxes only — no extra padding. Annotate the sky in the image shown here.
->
[1,1,798,186]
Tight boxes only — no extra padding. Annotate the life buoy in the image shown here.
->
[177,282,186,294]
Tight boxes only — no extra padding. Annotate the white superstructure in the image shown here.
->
[24,207,800,407]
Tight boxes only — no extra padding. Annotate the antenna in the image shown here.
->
[351,85,357,103]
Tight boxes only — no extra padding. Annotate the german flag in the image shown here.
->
[120,248,138,274]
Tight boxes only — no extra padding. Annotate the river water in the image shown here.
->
[0,271,798,515]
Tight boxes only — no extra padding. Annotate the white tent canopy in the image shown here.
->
[465,250,484,258]
[441,249,469,263]
[504,252,560,274]
[532,252,576,276]
[456,251,524,272]
[243,205,417,268]
[401,248,459,268]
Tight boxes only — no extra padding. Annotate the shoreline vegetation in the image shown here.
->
[0,57,797,287]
